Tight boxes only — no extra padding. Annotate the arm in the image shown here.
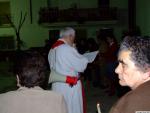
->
[64,47,89,72]
[49,70,78,86]
[49,70,66,83]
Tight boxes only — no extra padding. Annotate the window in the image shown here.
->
[0,1,11,27]
[0,36,14,50]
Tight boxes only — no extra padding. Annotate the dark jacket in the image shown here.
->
[110,80,150,113]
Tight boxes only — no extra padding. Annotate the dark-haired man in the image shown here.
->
[0,51,67,113]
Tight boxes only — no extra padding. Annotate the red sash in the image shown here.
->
[51,40,65,49]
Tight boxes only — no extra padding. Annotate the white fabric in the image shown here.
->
[83,51,99,63]
[0,86,67,113]
[49,70,66,83]
[48,40,88,113]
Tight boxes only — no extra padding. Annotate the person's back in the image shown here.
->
[0,87,67,113]
[0,51,67,113]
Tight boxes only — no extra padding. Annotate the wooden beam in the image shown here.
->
[128,0,136,30]
[29,0,33,24]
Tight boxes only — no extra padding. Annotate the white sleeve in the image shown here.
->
[58,46,88,73]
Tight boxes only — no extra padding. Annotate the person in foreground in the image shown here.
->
[110,36,150,113]
[48,27,89,113]
[0,51,67,113]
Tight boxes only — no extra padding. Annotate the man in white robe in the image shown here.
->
[48,27,89,113]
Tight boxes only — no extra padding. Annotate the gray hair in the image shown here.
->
[119,36,150,72]
[59,27,75,38]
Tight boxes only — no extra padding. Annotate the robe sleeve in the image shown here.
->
[57,45,88,73]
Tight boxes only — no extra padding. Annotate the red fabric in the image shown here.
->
[51,40,65,49]
[66,76,78,85]
[104,42,118,62]
[81,81,86,113]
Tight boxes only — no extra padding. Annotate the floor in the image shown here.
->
[84,82,119,113]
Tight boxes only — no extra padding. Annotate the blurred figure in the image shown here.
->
[104,34,118,96]
[76,38,87,54]
[97,37,109,89]
[84,38,100,87]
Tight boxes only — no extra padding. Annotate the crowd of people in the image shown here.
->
[0,27,150,113]
[76,29,121,97]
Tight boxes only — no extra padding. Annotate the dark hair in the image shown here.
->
[15,51,47,88]
[119,36,150,72]
[105,34,117,44]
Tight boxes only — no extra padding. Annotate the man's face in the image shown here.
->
[115,50,145,89]
[68,34,75,46]
[71,35,75,43]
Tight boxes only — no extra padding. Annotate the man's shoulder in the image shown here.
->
[57,44,75,52]
[0,88,63,99]
[34,89,64,97]
[129,81,150,97]
[0,89,67,113]
[0,90,16,97]
[58,44,71,49]
[117,81,150,102]
[110,82,150,113]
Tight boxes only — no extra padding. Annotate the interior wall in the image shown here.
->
[51,0,98,9]
[136,0,150,36]
[50,0,128,42]
[0,0,49,49]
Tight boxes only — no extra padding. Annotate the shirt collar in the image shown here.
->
[17,86,43,91]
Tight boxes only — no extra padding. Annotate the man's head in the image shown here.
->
[106,34,116,44]
[15,51,47,88]
[59,27,75,46]
[115,36,150,89]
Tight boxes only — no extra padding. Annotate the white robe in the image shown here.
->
[48,39,88,113]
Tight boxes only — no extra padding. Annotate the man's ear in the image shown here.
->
[16,75,21,87]
[143,70,150,81]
